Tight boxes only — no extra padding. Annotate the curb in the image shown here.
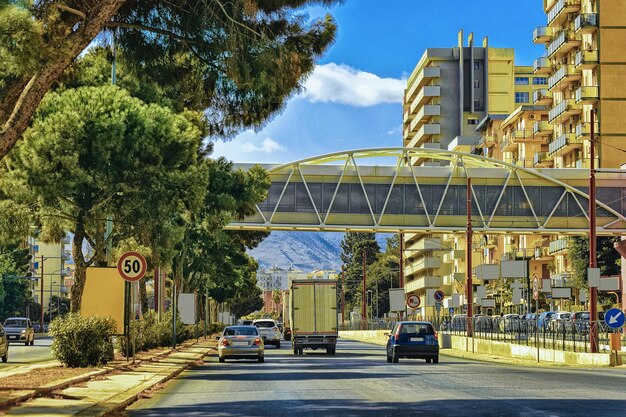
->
[96,347,214,417]
[0,343,207,412]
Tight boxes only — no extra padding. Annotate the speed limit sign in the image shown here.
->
[117,251,147,282]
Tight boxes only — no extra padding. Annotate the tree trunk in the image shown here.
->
[139,279,149,313]
[70,219,88,312]
[0,0,127,160]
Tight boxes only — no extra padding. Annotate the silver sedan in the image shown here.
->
[217,326,265,363]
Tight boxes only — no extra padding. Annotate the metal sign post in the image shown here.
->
[117,252,147,362]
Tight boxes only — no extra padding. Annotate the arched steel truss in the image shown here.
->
[226,148,626,235]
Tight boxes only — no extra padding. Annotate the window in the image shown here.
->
[515,92,529,103]
[533,77,548,85]
[474,62,480,69]
[474,99,480,108]
[474,80,480,88]
[515,77,529,85]
[467,119,479,125]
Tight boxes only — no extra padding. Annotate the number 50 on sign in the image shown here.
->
[117,252,147,282]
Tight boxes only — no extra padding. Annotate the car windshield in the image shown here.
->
[400,323,433,335]
[4,319,27,327]
[254,321,275,328]
[224,327,258,336]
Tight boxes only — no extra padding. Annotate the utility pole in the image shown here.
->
[589,109,598,353]
[341,269,345,324]
[362,252,367,322]
[466,177,474,337]
[40,256,44,329]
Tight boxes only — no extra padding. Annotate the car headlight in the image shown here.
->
[21,330,26,334]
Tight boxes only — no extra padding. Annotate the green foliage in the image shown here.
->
[118,310,205,356]
[339,232,381,313]
[230,274,265,318]
[49,313,116,367]
[4,85,206,310]
[568,236,621,289]
[0,246,32,320]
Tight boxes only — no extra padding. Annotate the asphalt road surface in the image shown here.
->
[2,336,53,371]
[126,339,626,417]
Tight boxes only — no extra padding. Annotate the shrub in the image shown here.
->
[49,313,116,367]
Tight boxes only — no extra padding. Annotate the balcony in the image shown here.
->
[548,65,581,91]
[534,151,553,167]
[533,57,551,75]
[405,276,443,292]
[547,30,581,59]
[443,272,464,286]
[533,121,552,137]
[532,89,552,105]
[574,85,598,104]
[443,250,465,263]
[548,99,581,123]
[406,123,440,148]
[574,13,597,34]
[408,104,440,133]
[549,238,569,254]
[477,135,496,148]
[549,132,582,155]
[547,0,581,27]
[575,122,590,139]
[406,237,443,252]
[409,85,441,114]
[499,137,516,152]
[405,67,441,103]
[511,129,549,144]
[533,26,552,44]
[574,50,598,70]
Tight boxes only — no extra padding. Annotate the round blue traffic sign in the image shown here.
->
[433,290,445,303]
[605,308,625,329]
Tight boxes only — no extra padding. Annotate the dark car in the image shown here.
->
[386,321,439,364]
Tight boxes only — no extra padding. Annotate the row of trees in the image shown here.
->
[339,233,400,319]
[0,0,342,317]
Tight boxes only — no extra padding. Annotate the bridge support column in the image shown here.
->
[466,177,473,337]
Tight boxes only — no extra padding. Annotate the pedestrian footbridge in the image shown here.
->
[226,148,626,235]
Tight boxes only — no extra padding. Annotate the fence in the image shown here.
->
[340,316,625,353]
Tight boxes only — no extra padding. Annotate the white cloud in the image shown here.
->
[302,63,405,107]
[387,125,402,136]
[240,137,284,153]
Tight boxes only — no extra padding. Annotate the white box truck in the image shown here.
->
[290,279,338,355]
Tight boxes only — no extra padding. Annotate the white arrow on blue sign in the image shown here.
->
[605,308,625,329]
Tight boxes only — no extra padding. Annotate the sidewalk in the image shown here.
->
[0,340,215,416]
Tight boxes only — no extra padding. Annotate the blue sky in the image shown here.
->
[213,0,547,164]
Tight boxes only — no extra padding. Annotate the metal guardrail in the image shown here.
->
[341,317,625,353]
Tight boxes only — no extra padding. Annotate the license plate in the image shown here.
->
[231,341,248,347]
[410,337,424,342]
[9,336,18,340]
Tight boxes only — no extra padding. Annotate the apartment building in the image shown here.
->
[534,0,626,170]
[28,236,71,319]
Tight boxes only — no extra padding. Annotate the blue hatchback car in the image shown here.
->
[386,321,439,364]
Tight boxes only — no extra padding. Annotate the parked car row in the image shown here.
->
[443,311,608,334]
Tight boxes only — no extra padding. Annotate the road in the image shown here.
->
[126,339,626,417]
[1,336,54,371]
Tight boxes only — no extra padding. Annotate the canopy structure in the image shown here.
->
[226,148,626,235]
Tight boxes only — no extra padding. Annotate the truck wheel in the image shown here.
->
[426,358,432,363]
[299,348,304,355]
[293,346,298,355]
[386,354,392,363]
[392,352,399,363]
[433,356,439,364]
